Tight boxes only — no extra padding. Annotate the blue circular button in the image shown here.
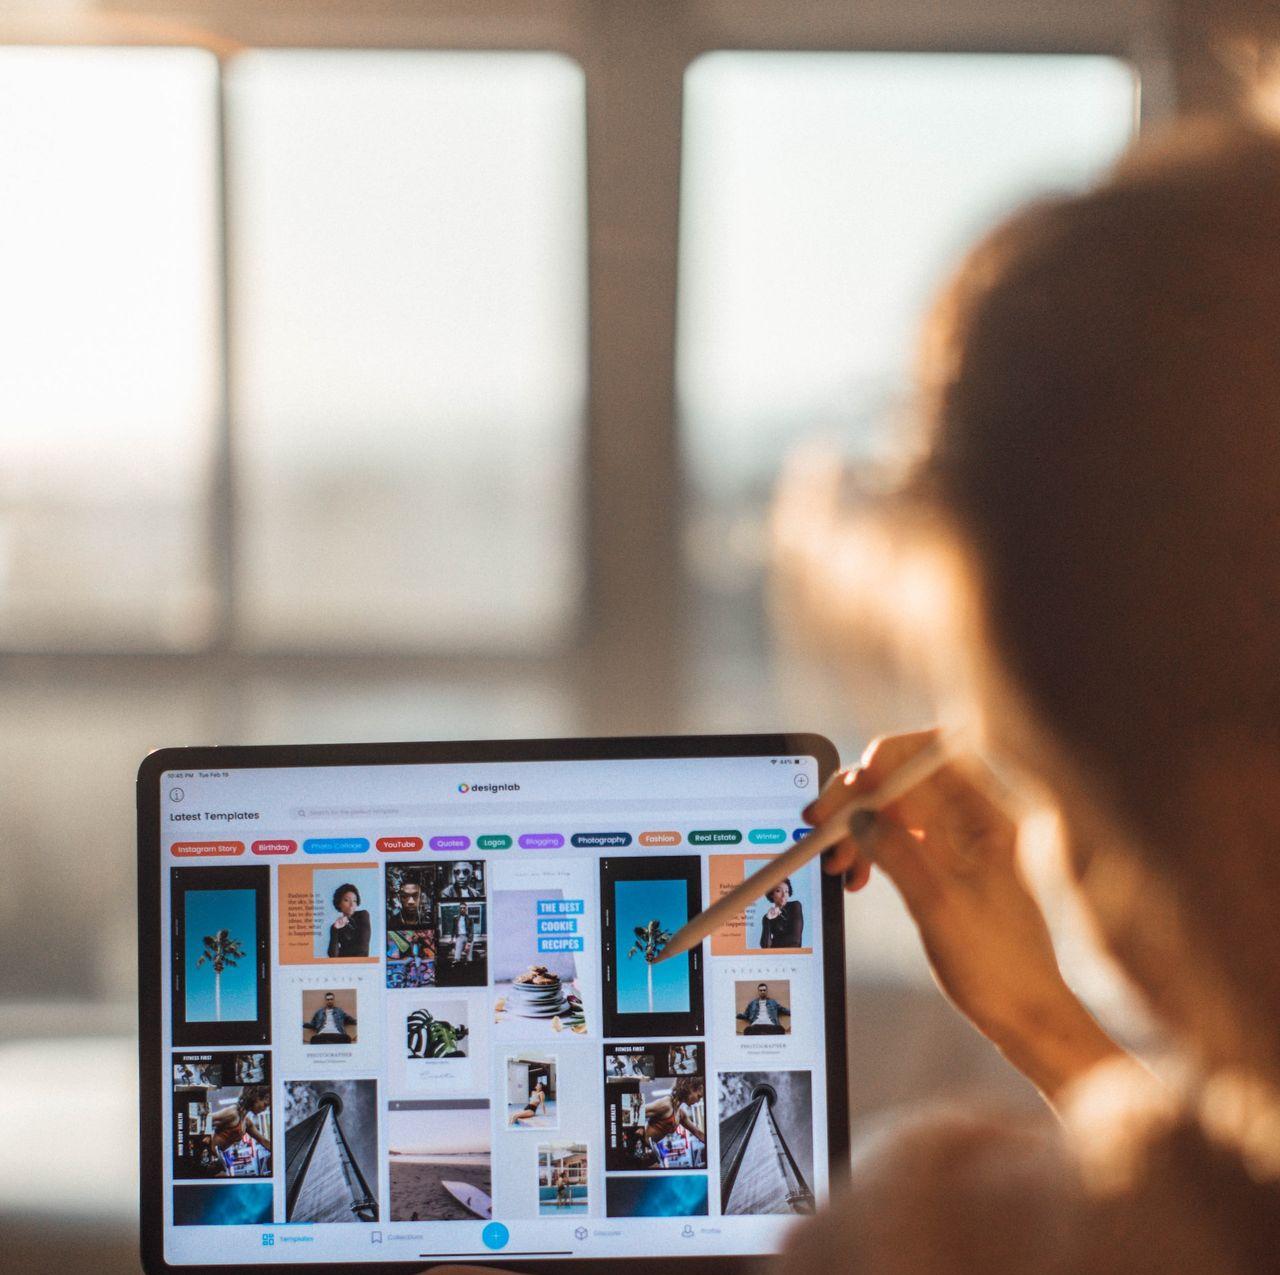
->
[482,1223,510,1251]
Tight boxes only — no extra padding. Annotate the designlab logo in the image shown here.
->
[457,781,521,794]
[457,783,470,793]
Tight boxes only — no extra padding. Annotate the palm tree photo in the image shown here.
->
[627,920,672,1014]
[197,928,246,1022]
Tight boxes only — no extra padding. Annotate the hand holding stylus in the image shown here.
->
[808,729,1122,1103]
[657,734,953,963]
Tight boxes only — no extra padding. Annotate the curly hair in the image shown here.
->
[238,1084,270,1112]
[918,121,1280,1072]
[332,882,361,909]
[671,1076,703,1106]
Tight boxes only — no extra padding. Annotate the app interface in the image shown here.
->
[157,754,829,1264]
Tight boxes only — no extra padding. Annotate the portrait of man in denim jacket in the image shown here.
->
[736,982,791,1036]
[304,991,358,1044]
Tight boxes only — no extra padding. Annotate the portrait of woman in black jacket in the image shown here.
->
[327,882,371,958]
[758,877,803,948]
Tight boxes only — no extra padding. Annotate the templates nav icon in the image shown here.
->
[574,1227,588,1241]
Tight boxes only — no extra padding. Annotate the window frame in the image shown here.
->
[0,0,1199,734]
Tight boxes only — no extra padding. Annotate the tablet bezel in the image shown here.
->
[138,732,847,1275]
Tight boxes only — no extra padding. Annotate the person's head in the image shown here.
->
[333,884,360,915]
[452,863,473,888]
[239,1085,270,1114]
[915,121,1280,1077]
[673,1076,704,1106]
[767,879,792,905]
[324,992,336,1006]
[399,881,421,911]
[757,983,769,998]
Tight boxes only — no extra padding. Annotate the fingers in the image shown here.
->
[821,833,858,874]
[879,758,1017,872]
[857,729,945,791]
[821,834,870,891]
[844,854,873,893]
[804,764,864,827]
[851,815,939,916]
[808,729,1016,901]
[808,731,940,890]
[803,729,941,825]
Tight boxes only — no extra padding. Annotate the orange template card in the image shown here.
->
[707,854,814,956]
[278,862,380,965]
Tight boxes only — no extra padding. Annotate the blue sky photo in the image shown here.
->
[173,1183,273,1226]
[605,1174,709,1217]
[184,889,258,1023]
[615,879,689,1014]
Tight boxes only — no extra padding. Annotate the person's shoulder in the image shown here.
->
[776,1105,1081,1275]
[776,1090,1280,1275]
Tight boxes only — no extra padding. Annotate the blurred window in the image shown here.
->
[226,51,587,651]
[0,48,587,655]
[0,42,1143,1007]
[678,52,1137,589]
[676,51,1140,991]
[0,46,221,649]
[0,47,587,1006]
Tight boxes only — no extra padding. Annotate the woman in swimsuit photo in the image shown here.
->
[509,1077,547,1126]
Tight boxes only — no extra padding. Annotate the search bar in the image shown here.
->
[292,795,809,820]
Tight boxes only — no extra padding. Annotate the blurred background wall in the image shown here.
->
[0,0,1273,1267]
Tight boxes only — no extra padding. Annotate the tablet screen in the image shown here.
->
[151,749,837,1266]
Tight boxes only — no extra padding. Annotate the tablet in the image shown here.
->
[138,734,847,1274]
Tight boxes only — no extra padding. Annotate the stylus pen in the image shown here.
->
[655,735,954,963]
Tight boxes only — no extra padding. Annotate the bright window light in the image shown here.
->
[678,52,1138,506]
[226,51,588,651]
[0,46,220,648]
